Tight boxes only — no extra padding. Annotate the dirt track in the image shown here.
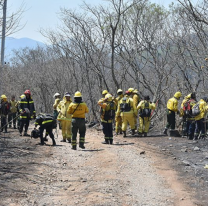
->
[0,126,206,206]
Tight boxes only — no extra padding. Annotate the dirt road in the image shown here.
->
[0,128,201,206]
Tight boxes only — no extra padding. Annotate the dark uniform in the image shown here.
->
[34,113,56,146]
[18,90,36,136]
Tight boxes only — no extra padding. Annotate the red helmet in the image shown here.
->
[24,90,31,95]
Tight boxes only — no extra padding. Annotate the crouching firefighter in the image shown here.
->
[32,113,57,146]
[98,93,117,144]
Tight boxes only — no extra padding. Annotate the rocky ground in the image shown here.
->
[0,124,207,206]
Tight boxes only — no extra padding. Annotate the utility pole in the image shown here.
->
[0,0,7,95]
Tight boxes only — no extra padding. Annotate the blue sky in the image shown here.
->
[7,0,198,43]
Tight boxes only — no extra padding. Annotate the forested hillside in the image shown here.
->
[2,0,208,128]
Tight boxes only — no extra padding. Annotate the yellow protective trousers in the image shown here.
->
[121,112,135,131]
[115,116,122,133]
[60,120,72,140]
[138,117,150,133]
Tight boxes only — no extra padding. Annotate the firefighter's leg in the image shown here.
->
[39,126,45,145]
[78,119,86,148]
[71,118,78,149]
[60,121,67,141]
[65,120,72,142]
[108,122,113,144]
[144,117,150,136]
[121,113,128,132]
[46,126,56,146]
[138,117,144,134]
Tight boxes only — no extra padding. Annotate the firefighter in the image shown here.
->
[33,113,56,146]
[57,92,72,143]
[193,97,208,140]
[0,95,10,133]
[18,90,36,136]
[53,93,61,119]
[132,89,140,131]
[137,95,156,137]
[98,93,117,144]
[8,95,17,129]
[67,91,89,150]
[15,94,25,130]
[180,93,196,139]
[116,91,137,137]
[163,91,182,136]
[115,89,124,135]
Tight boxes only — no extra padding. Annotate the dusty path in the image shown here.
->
[0,128,198,206]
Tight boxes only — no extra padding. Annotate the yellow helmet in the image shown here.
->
[74,91,82,97]
[128,88,134,93]
[117,89,123,94]
[20,94,25,99]
[1,94,7,100]
[105,93,112,101]
[133,89,138,94]
[102,90,108,95]
[174,92,182,99]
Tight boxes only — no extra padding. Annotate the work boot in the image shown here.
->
[123,131,126,137]
[79,143,85,149]
[72,145,77,150]
[24,132,30,137]
[131,129,135,135]
[138,132,143,137]
[60,139,66,142]
[163,128,168,135]
[52,139,56,146]
[20,133,22,136]
[120,131,123,134]
[9,125,11,128]
[102,139,109,144]
[43,137,48,142]
[14,126,16,129]
[109,139,113,144]
[67,139,71,143]
[144,132,147,137]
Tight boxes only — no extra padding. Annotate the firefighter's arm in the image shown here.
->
[132,100,138,116]
[98,99,107,109]
[116,103,121,117]
[137,101,143,110]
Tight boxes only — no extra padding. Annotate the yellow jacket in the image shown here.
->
[167,97,179,112]
[67,102,89,118]
[116,96,137,116]
[53,98,60,110]
[57,97,72,121]
[137,100,156,111]
[9,100,17,113]
[195,99,208,121]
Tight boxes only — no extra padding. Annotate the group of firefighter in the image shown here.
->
[0,88,208,150]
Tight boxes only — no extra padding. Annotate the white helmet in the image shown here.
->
[53,93,60,98]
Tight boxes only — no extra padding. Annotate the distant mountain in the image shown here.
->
[0,37,46,61]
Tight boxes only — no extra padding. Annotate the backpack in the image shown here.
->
[183,99,196,117]
[120,98,131,112]
[104,102,116,121]
[191,103,200,117]
[140,102,151,118]
[36,113,57,129]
